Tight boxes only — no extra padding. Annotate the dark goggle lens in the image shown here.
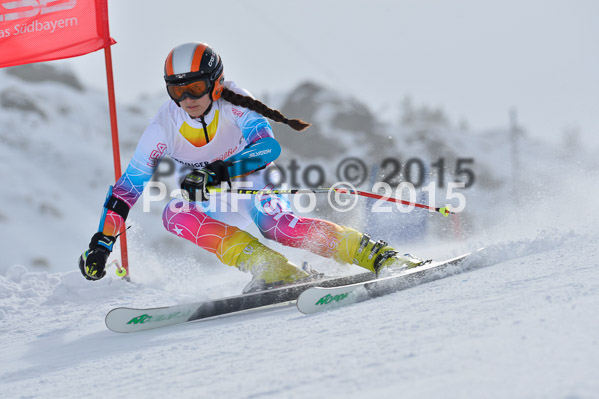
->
[167,80,209,101]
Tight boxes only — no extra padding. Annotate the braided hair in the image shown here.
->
[221,87,311,132]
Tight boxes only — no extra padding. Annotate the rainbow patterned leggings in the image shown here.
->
[161,192,362,268]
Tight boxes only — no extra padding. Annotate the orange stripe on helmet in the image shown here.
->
[165,49,175,76]
[191,43,208,73]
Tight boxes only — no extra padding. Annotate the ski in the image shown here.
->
[105,271,376,333]
[296,252,473,314]
[106,252,476,332]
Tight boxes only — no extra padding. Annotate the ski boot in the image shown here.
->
[352,234,430,275]
[237,239,321,293]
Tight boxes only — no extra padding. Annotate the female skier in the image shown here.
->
[78,42,424,291]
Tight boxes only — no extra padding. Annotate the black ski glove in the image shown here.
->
[78,232,116,281]
[181,160,231,202]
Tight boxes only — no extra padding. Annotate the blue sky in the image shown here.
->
[56,0,598,146]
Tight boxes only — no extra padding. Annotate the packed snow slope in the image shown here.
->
[1,64,599,398]
[2,229,598,398]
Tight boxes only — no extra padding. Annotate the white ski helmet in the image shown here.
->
[164,42,225,102]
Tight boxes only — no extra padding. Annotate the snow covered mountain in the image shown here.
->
[1,63,597,274]
[1,63,598,398]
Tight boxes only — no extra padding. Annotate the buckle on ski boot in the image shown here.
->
[373,250,399,274]
[356,234,371,255]
[369,240,388,260]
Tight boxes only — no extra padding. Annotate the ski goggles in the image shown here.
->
[166,78,211,102]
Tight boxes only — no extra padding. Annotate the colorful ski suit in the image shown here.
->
[97,82,363,270]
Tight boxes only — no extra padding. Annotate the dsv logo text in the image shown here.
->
[0,0,76,22]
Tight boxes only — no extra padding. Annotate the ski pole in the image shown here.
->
[207,186,454,216]
[333,187,453,216]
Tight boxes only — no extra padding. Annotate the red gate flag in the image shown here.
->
[0,0,115,68]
